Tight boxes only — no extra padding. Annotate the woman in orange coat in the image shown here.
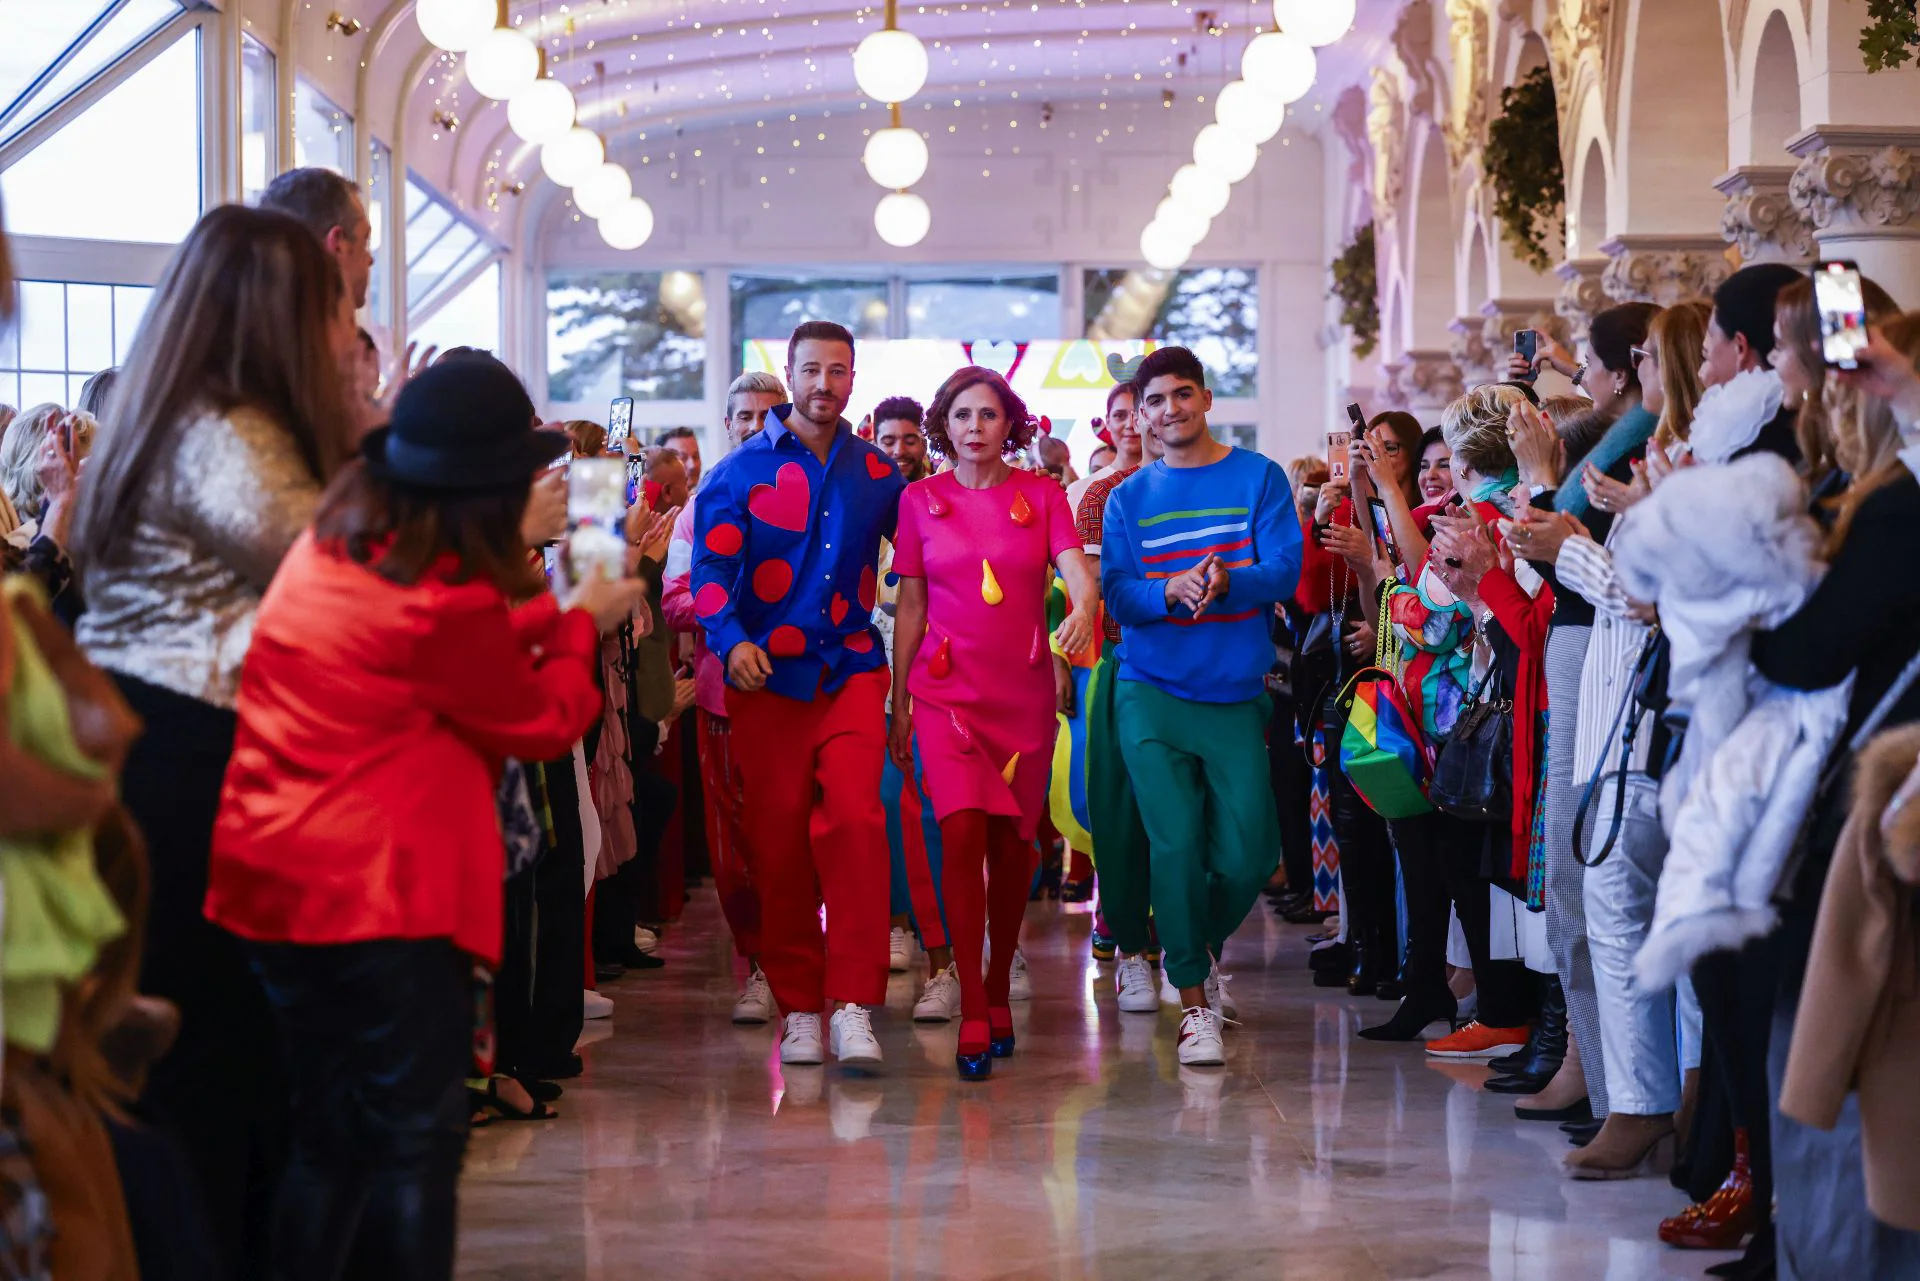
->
[204,358,647,1281]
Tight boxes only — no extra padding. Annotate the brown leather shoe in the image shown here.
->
[1563,1112,1675,1180]
[1658,1128,1755,1249]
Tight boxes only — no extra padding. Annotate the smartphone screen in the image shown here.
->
[1327,428,1352,483]
[567,457,629,587]
[1367,496,1399,564]
[608,395,634,442]
[1814,260,1869,370]
[1514,330,1539,383]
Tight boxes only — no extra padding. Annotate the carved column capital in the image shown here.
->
[1716,165,1815,266]
[1381,349,1464,413]
[1787,126,1920,235]
[1553,256,1610,345]
[1598,234,1735,306]
[1448,315,1496,387]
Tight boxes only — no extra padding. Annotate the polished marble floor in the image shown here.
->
[456,894,1729,1281]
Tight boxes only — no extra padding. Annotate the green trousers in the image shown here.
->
[1115,678,1281,992]
[1087,655,1153,955]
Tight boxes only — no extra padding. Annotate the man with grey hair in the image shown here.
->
[261,167,374,310]
[724,371,786,450]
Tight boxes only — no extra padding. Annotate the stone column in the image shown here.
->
[1554,257,1609,346]
[1599,234,1735,306]
[1788,125,1920,303]
[1448,315,1496,387]
[1379,349,1464,422]
[1717,165,1816,266]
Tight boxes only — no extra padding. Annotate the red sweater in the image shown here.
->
[1479,565,1554,881]
[206,533,603,964]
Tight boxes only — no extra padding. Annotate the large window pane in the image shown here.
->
[240,34,275,204]
[729,273,888,374]
[904,274,1059,342]
[292,79,351,176]
[1082,267,1259,397]
[0,31,202,244]
[0,0,180,146]
[548,271,707,403]
[364,139,392,328]
[0,278,155,413]
[410,263,501,361]
[403,175,489,327]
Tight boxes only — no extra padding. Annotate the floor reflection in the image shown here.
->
[456,894,1726,1280]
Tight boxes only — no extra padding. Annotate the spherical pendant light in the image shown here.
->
[862,126,930,190]
[416,0,496,52]
[466,26,539,101]
[1140,222,1191,272]
[507,76,576,146]
[1241,31,1317,104]
[541,126,604,187]
[853,29,930,104]
[1215,79,1286,145]
[573,162,633,220]
[1273,0,1356,46]
[1168,163,1231,219]
[1154,197,1210,248]
[1193,123,1259,184]
[874,190,931,247]
[599,196,655,251]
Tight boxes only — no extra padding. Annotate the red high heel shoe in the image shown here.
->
[1659,1129,1755,1250]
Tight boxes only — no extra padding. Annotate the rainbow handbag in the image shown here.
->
[1337,582,1435,819]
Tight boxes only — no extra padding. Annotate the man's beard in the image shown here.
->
[899,457,928,482]
[794,393,847,429]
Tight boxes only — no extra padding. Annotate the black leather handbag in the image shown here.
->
[1429,666,1512,822]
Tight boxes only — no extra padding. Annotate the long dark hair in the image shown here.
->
[71,204,355,573]
[313,460,546,597]
[924,366,1036,459]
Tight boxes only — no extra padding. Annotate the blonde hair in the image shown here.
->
[1440,383,1525,480]
[563,418,607,458]
[0,403,81,517]
[1650,300,1712,452]
[1827,311,1920,555]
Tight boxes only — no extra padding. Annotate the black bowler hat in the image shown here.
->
[363,356,568,490]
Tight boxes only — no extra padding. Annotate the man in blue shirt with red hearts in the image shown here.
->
[692,321,905,1071]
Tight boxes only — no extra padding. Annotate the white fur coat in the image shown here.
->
[1610,453,1853,990]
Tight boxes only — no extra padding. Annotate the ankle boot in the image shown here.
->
[1347,932,1379,996]
[1358,989,1457,1041]
[1659,1129,1756,1249]
[1488,973,1566,1089]
[1563,1112,1676,1180]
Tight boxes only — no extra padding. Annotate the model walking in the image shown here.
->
[888,366,1099,1080]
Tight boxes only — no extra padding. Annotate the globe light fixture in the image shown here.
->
[599,196,656,250]
[1241,31,1317,105]
[507,72,575,146]
[466,25,539,100]
[541,126,604,187]
[1168,163,1231,219]
[1273,0,1356,46]
[1215,79,1285,145]
[1154,197,1210,248]
[416,0,496,52]
[1140,221,1191,271]
[874,190,931,247]
[1193,123,1258,184]
[862,126,930,189]
[573,162,633,220]
[853,27,930,104]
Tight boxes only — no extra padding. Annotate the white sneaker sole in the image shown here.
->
[1425,1042,1526,1060]
[889,956,911,974]
[1116,993,1160,1014]
[780,1042,825,1065]
[1178,1044,1225,1067]
[912,1006,956,1024]
[834,1045,884,1068]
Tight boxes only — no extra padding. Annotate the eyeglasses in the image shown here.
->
[1629,346,1652,365]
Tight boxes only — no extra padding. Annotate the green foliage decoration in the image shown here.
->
[1328,222,1380,359]
[1481,66,1564,274]
[1860,0,1920,71]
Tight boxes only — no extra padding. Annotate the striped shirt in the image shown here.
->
[1075,464,1139,643]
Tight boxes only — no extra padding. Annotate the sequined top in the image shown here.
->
[76,405,322,710]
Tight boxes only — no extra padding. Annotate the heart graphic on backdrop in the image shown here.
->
[1107,351,1147,386]
[1055,340,1106,385]
[747,462,811,531]
[973,340,1020,378]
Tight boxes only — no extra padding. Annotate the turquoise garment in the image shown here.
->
[1555,405,1658,519]
[1470,468,1522,504]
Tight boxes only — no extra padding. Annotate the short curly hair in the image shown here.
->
[1440,383,1525,480]
[923,366,1036,460]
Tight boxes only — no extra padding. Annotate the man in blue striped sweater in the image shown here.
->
[1100,346,1304,1065]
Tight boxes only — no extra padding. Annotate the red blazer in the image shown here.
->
[205,533,602,964]
[1479,564,1554,882]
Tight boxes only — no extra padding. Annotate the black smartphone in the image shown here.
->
[608,395,634,442]
[1346,402,1365,430]
[1813,259,1869,370]
[1367,495,1399,564]
[1514,330,1539,383]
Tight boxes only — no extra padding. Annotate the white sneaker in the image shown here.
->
[633,926,660,954]
[1205,959,1238,1021]
[888,927,912,974]
[830,1006,883,1068]
[1115,956,1159,1013]
[583,989,613,1020]
[1177,1006,1226,1066]
[1007,949,1032,1002]
[731,968,776,1025]
[912,966,962,1023]
[780,1012,825,1065]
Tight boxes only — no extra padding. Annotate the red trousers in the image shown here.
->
[939,810,1037,1053]
[699,710,758,960]
[727,668,890,1013]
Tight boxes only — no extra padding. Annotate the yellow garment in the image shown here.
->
[1,578,127,1053]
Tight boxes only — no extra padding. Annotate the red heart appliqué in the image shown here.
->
[857,565,877,612]
[694,583,729,619]
[705,522,743,557]
[843,630,875,654]
[865,452,893,481]
[830,594,850,625]
[766,625,808,657]
[748,462,811,532]
[753,559,794,603]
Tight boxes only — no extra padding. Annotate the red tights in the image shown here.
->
[938,810,1037,1055]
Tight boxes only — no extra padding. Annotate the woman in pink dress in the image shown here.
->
[888,367,1100,1080]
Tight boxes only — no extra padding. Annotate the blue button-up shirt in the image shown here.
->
[691,407,904,701]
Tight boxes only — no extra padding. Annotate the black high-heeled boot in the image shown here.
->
[1346,932,1379,996]
[1358,989,1457,1041]
[1486,973,1565,1093]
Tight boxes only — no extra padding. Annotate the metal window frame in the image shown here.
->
[0,279,155,403]
[402,171,501,330]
